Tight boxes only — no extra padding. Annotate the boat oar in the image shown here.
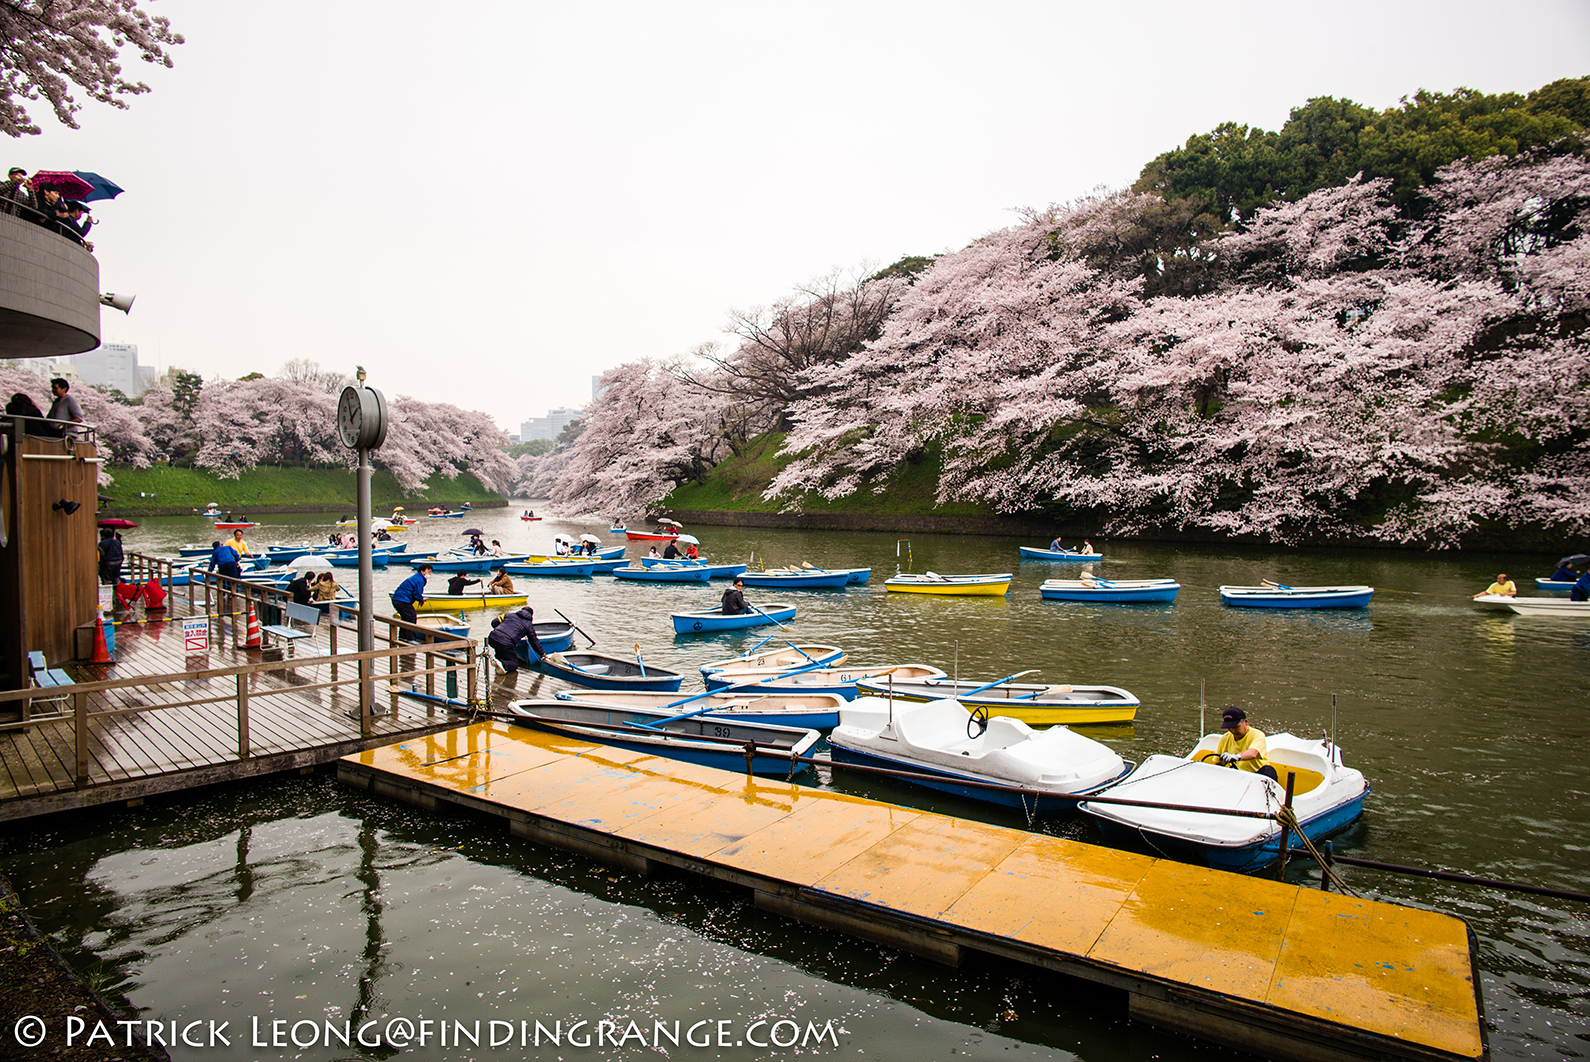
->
[1261,579,1296,591]
[748,602,789,629]
[643,659,838,725]
[742,634,775,658]
[954,669,1041,698]
[635,642,647,679]
[555,608,597,647]
[784,641,818,663]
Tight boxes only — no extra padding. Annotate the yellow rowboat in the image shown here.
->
[410,593,528,612]
[883,572,1012,596]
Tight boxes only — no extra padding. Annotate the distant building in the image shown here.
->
[592,375,603,400]
[519,406,582,442]
[57,342,147,395]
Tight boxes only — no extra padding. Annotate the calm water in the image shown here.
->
[3,506,1586,1060]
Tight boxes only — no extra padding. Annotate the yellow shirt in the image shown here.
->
[1484,580,1516,596]
[1216,727,1271,773]
[229,536,252,557]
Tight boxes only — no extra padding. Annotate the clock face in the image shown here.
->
[337,387,363,449]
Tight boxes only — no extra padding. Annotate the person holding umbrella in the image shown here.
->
[97,526,124,585]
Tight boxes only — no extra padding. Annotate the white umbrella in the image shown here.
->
[553,533,575,544]
[675,534,700,545]
[580,533,601,543]
[288,555,320,569]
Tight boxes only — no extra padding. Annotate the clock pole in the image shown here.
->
[339,372,388,730]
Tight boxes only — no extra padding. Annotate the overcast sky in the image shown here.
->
[16,0,1590,434]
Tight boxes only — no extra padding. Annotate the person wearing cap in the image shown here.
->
[0,167,33,217]
[1473,573,1516,599]
[1214,707,1277,781]
[60,200,93,250]
[721,577,751,615]
[391,563,431,641]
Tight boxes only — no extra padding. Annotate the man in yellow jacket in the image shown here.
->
[1216,707,1279,782]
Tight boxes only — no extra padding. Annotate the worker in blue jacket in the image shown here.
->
[487,606,545,673]
[391,563,431,642]
[208,539,241,580]
[1571,568,1590,602]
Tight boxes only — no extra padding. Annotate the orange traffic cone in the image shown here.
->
[244,602,262,649]
[91,614,112,663]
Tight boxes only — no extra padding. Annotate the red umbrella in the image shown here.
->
[97,518,138,528]
[31,171,95,199]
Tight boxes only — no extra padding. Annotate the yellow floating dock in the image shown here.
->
[339,723,1487,1062]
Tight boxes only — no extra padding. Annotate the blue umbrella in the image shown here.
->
[71,171,124,202]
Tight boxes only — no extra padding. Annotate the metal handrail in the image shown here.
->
[0,194,94,250]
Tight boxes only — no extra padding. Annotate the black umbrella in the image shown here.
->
[461,528,483,536]
[1556,554,1590,568]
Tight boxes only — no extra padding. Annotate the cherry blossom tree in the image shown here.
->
[1,0,183,137]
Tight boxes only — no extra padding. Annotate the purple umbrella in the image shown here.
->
[461,528,483,536]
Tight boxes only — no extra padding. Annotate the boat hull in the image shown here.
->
[534,652,683,692]
[1218,585,1374,608]
[1040,580,1180,603]
[884,574,1012,596]
[502,560,600,577]
[1535,578,1575,592]
[1018,547,1103,562]
[410,593,528,612]
[427,554,530,573]
[554,690,848,730]
[739,571,852,589]
[671,604,797,633]
[852,678,1139,725]
[613,565,712,583]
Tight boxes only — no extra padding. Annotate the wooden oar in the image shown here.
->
[555,608,597,647]
[954,669,1041,698]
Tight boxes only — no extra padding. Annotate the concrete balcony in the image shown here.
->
[0,211,99,358]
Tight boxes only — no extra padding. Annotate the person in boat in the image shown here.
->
[97,527,124,585]
[721,577,752,615]
[1473,573,1516,599]
[446,573,480,596]
[486,607,544,673]
[1214,707,1278,782]
[375,527,393,542]
[469,534,487,556]
[208,539,242,580]
[685,543,699,560]
[313,573,339,601]
[390,563,431,643]
[487,566,515,595]
[662,540,681,560]
[1572,568,1590,603]
[288,570,316,606]
[648,546,661,559]
[1082,539,1094,554]
[1049,535,1063,552]
[488,539,505,557]
[1550,562,1577,582]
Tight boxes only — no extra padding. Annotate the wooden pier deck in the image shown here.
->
[341,722,1488,1062]
[0,583,511,820]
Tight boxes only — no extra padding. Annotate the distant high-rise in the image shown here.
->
[59,342,146,396]
[520,406,583,442]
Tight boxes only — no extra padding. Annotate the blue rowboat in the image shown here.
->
[176,545,213,557]
[532,651,684,692]
[554,689,850,731]
[639,557,749,578]
[428,510,466,518]
[502,559,600,577]
[613,565,712,584]
[505,700,818,777]
[1019,546,1104,562]
[1536,577,1576,592]
[833,567,872,585]
[672,603,797,634]
[428,554,530,573]
[512,622,577,663]
[326,552,388,568]
[264,544,324,563]
[1039,578,1180,603]
[1218,584,1373,608]
[739,570,851,589]
[700,643,845,677]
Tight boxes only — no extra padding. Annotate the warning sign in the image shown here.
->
[183,617,209,653]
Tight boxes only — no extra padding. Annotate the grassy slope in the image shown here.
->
[662,434,995,516]
[103,464,506,515]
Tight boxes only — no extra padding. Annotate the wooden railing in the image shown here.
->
[2,553,482,790]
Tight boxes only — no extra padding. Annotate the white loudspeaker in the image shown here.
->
[99,292,135,314]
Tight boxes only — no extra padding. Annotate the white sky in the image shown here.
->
[16,0,1590,433]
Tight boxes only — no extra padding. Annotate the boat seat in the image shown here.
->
[1271,762,1325,796]
[577,664,611,675]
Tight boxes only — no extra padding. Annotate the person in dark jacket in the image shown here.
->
[391,563,431,642]
[447,573,481,595]
[97,527,124,585]
[208,539,241,579]
[721,578,751,615]
[662,540,681,559]
[486,607,545,672]
[287,571,316,605]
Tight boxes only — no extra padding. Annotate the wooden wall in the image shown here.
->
[0,426,98,689]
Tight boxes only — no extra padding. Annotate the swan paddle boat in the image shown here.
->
[1218,584,1374,608]
[671,603,797,634]
[853,672,1139,726]
[883,572,1013,596]
[1079,732,1370,872]
[1039,578,1180,603]
[533,651,684,692]
[507,699,819,776]
[828,697,1130,813]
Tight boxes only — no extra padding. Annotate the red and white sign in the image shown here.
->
[183,618,209,653]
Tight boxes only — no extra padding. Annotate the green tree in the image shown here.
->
[170,371,202,421]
